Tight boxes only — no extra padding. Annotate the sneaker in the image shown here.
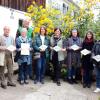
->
[19,80,24,85]
[24,80,29,84]
[93,88,100,93]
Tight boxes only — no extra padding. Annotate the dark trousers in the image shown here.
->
[52,61,62,82]
[19,62,28,81]
[27,64,33,78]
[95,67,100,88]
[83,68,92,85]
[35,55,46,81]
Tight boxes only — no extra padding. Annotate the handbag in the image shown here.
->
[34,52,41,60]
[14,51,20,62]
[0,52,5,66]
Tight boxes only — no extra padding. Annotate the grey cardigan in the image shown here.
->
[50,35,65,61]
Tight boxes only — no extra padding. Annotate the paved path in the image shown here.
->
[0,76,99,100]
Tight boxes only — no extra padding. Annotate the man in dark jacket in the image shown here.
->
[92,40,100,93]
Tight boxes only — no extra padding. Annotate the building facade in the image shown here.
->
[0,0,45,11]
[46,0,79,15]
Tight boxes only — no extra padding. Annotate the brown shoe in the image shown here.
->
[1,83,7,89]
[7,82,16,87]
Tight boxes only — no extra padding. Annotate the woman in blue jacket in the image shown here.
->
[33,26,50,84]
[16,28,33,85]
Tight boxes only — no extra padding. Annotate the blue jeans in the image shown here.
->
[96,67,100,88]
[35,55,46,81]
[19,62,28,81]
[67,66,76,79]
[27,54,33,78]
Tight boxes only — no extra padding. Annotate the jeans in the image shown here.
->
[19,62,28,81]
[67,66,76,79]
[35,55,46,81]
[95,67,100,88]
[27,64,33,78]
[27,54,33,78]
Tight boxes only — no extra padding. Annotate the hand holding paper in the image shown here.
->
[39,45,47,51]
[53,46,61,52]
[70,44,80,51]
[7,45,16,52]
[81,49,91,56]
[92,55,100,62]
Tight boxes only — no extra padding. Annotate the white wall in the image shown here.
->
[0,6,27,38]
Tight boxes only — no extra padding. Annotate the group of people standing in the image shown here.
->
[0,18,100,93]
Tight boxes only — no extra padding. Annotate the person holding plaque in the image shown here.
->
[92,40,100,93]
[81,31,94,88]
[50,28,66,86]
[16,18,33,80]
[66,29,82,84]
[0,26,16,89]
[33,26,50,84]
[16,28,33,85]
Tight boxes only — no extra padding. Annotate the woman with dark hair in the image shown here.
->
[50,28,66,86]
[66,29,82,84]
[82,31,94,88]
[33,26,50,84]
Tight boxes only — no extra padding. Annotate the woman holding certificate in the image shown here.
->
[81,31,94,88]
[16,28,33,85]
[66,29,82,84]
[50,28,66,86]
[33,26,50,84]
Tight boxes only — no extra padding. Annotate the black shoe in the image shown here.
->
[7,82,16,87]
[72,79,78,84]
[53,79,56,83]
[1,83,7,89]
[40,80,44,84]
[68,79,73,84]
[83,84,87,88]
[24,80,29,84]
[87,84,91,88]
[29,76,34,80]
[57,81,61,86]
[34,80,38,84]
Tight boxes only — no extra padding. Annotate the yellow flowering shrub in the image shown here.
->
[26,0,99,38]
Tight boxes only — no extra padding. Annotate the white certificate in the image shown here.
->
[39,45,47,50]
[7,45,16,52]
[81,49,91,56]
[0,52,5,66]
[70,44,80,51]
[92,55,100,62]
[53,46,61,52]
[21,43,30,55]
